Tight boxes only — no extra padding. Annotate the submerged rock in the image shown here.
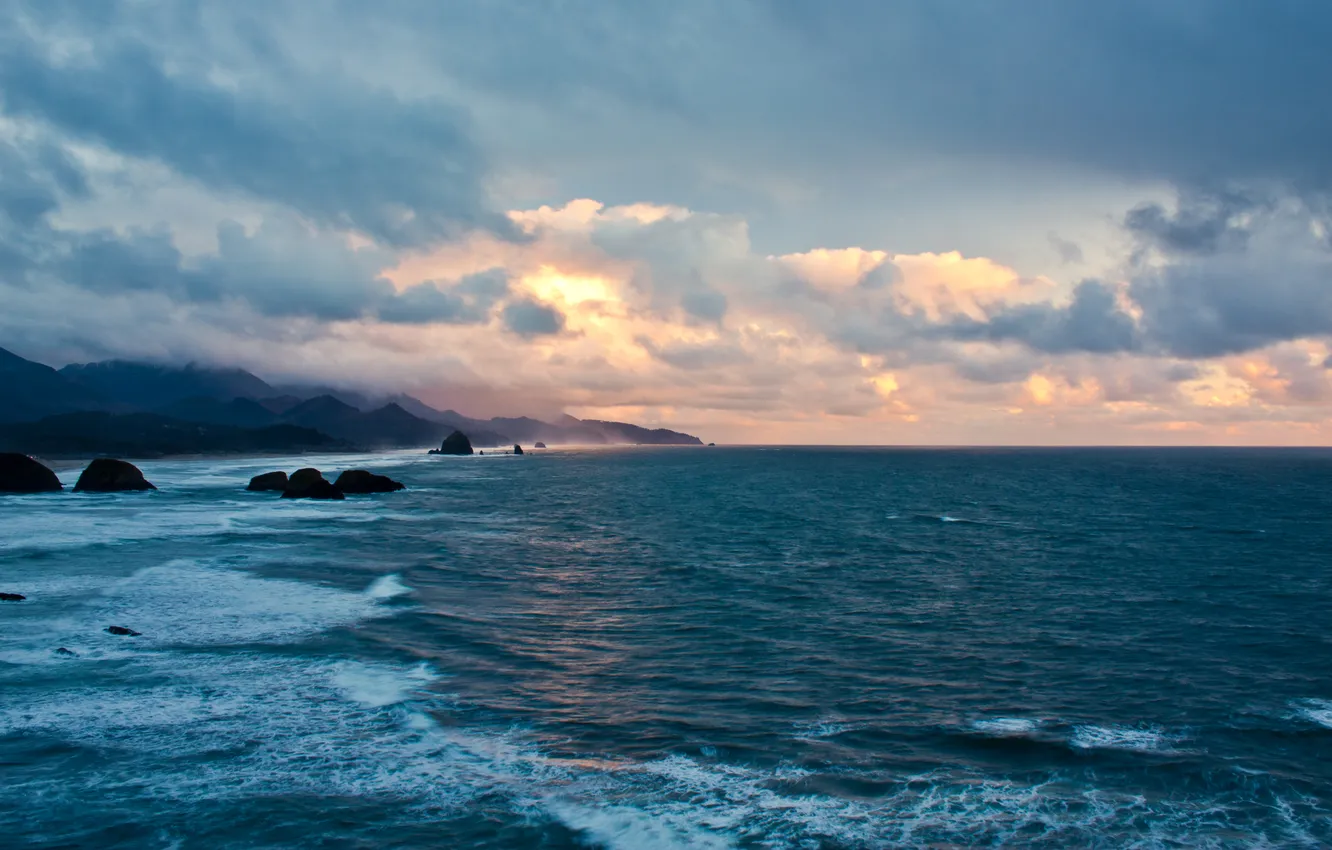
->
[534,441,547,449]
[0,592,26,602]
[281,468,345,500]
[247,470,289,491]
[105,625,141,637]
[432,430,474,456]
[333,470,405,494]
[54,647,78,657]
[73,458,156,492]
[513,444,524,455]
[0,453,62,493]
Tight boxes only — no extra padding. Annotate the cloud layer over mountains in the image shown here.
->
[2,0,1331,443]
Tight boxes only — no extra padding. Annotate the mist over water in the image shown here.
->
[2,447,1330,848]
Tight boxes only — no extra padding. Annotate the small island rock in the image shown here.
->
[513,444,524,455]
[74,459,156,492]
[432,430,474,456]
[105,625,141,637]
[333,470,405,494]
[282,468,345,500]
[0,453,63,493]
[247,470,289,492]
[534,442,547,449]
[55,647,78,657]
[1,592,26,602]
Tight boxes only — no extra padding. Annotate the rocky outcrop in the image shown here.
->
[73,458,156,492]
[281,467,345,500]
[534,441,546,449]
[333,470,405,494]
[430,430,474,455]
[0,453,63,492]
[1,592,25,602]
[513,444,524,455]
[55,647,78,657]
[247,470,289,491]
[105,625,141,636]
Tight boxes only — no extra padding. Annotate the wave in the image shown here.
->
[970,717,1042,737]
[1293,699,1332,729]
[0,560,410,664]
[1069,724,1182,753]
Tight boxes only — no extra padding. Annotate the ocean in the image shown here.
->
[2,447,1330,848]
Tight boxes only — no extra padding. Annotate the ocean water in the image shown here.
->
[2,446,1330,848]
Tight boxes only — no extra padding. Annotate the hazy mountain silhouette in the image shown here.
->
[2,346,704,455]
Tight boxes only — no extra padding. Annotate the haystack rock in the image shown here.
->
[513,444,524,455]
[282,467,345,500]
[432,430,474,455]
[0,453,63,493]
[247,470,288,491]
[333,470,405,494]
[73,459,156,492]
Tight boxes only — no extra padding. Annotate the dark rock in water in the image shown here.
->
[0,592,25,602]
[333,470,405,494]
[708,443,716,447]
[281,467,345,500]
[55,647,78,657]
[105,625,141,637]
[513,444,524,455]
[247,470,288,491]
[0,453,63,493]
[433,430,474,456]
[534,442,547,449]
[73,458,156,492]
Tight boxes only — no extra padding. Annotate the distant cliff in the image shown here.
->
[0,346,705,456]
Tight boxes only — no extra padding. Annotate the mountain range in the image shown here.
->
[0,346,703,457]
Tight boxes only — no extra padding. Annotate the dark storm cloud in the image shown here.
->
[1124,191,1268,257]
[1130,254,1332,358]
[0,9,505,247]
[758,0,1332,194]
[501,298,566,337]
[941,281,1141,355]
[376,270,511,325]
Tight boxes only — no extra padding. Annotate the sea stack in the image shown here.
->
[0,453,63,493]
[513,444,524,455]
[333,470,405,493]
[281,468,345,500]
[73,459,156,492]
[534,442,547,449]
[433,430,474,456]
[247,470,289,491]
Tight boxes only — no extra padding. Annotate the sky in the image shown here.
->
[2,1,1332,444]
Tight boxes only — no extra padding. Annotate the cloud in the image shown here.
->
[940,280,1141,355]
[1047,232,1083,265]
[0,4,506,246]
[501,297,566,337]
[1128,202,1332,357]
[376,270,510,325]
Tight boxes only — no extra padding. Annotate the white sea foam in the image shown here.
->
[332,660,436,707]
[546,801,734,850]
[1069,724,1180,752]
[792,719,852,740]
[1294,699,1332,729]
[971,717,1040,736]
[367,573,412,599]
[0,561,411,665]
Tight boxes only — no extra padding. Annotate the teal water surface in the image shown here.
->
[2,447,1330,847]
